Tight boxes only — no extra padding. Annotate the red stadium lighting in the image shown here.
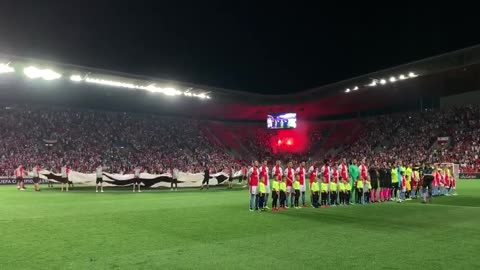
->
[286,139,292,145]
[278,139,282,145]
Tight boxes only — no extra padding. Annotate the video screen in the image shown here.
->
[267,113,296,129]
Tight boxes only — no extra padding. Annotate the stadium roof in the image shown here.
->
[1,44,480,121]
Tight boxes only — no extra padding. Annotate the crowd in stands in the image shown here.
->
[0,103,479,176]
[0,105,234,176]
[334,106,480,172]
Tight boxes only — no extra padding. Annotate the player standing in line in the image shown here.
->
[410,166,419,199]
[421,164,435,203]
[247,161,260,211]
[349,159,359,204]
[293,174,301,209]
[443,165,451,196]
[95,164,104,193]
[359,159,368,204]
[385,162,392,201]
[15,165,26,191]
[133,165,142,192]
[271,174,280,211]
[320,159,330,207]
[258,176,267,212]
[450,171,457,196]
[398,171,407,203]
[32,163,41,192]
[339,159,349,205]
[279,176,287,210]
[308,162,318,207]
[260,161,270,209]
[391,162,399,201]
[369,162,379,203]
[284,162,295,208]
[295,161,307,207]
[311,178,320,208]
[60,164,70,192]
[405,164,413,200]
[378,162,387,202]
[330,163,339,206]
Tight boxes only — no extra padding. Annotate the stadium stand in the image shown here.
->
[0,103,479,175]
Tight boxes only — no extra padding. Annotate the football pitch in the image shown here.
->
[1,181,480,270]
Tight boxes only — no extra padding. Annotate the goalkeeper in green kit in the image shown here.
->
[349,159,359,204]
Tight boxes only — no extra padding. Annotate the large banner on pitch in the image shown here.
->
[30,170,234,188]
[0,178,50,185]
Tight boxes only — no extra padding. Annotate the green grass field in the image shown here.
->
[1,181,480,270]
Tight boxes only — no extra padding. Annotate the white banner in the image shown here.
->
[35,170,232,188]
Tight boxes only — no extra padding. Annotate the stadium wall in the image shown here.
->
[440,90,480,107]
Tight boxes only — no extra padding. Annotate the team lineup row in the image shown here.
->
[240,159,458,211]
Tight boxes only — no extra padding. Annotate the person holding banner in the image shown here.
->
[15,165,27,191]
[61,164,70,192]
[133,165,142,192]
[32,164,41,192]
[172,167,179,191]
[96,165,104,193]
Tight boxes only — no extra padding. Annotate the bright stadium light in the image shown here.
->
[0,63,15,74]
[379,79,387,85]
[70,75,82,82]
[368,80,377,87]
[42,69,62,80]
[345,88,351,93]
[353,86,359,91]
[389,76,396,82]
[408,72,418,78]
[24,66,61,80]
[162,87,182,96]
[24,66,42,79]
[399,74,406,80]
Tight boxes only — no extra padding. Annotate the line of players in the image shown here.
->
[243,159,458,211]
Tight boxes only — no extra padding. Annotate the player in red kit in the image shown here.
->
[359,159,369,204]
[320,159,330,207]
[307,162,318,207]
[330,162,339,206]
[339,159,350,205]
[295,161,307,207]
[260,160,270,209]
[15,165,27,191]
[247,161,260,211]
[284,161,295,208]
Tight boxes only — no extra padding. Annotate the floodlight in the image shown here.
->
[389,76,396,82]
[42,69,61,80]
[24,66,61,80]
[353,86,359,90]
[0,63,14,74]
[408,72,418,78]
[70,75,82,82]
[163,87,182,96]
[368,80,377,87]
[399,74,406,80]
[379,79,387,85]
[345,88,351,93]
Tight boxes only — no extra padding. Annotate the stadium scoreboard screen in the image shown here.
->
[267,113,296,129]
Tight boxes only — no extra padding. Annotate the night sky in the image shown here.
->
[0,2,478,94]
